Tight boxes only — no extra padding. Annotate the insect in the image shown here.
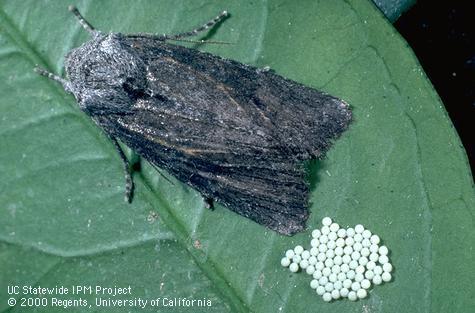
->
[36,6,352,235]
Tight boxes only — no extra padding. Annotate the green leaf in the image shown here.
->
[1,1,473,312]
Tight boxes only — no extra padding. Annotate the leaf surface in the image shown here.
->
[1,1,473,312]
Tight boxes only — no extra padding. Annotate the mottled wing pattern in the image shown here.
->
[96,37,351,235]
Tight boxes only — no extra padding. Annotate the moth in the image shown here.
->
[36,7,352,235]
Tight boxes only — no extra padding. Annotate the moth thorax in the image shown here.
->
[65,33,146,91]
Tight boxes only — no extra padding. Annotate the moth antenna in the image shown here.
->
[132,11,229,43]
[68,5,98,35]
[34,66,73,92]
[168,38,233,45]
[166,10,229,40]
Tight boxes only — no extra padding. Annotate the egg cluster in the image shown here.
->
[281,217,393,302]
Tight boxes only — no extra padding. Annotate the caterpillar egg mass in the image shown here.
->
[36,6,352,235]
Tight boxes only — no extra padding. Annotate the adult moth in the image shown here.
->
[36,6,352,235]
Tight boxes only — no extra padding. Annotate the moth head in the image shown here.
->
[64,33,147,105]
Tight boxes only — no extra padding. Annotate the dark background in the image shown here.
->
[395,0,474,175]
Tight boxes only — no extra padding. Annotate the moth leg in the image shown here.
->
[110,137,134,203]
[204,197,214,210]
[68,5,100,36]
[34,67,73,93]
